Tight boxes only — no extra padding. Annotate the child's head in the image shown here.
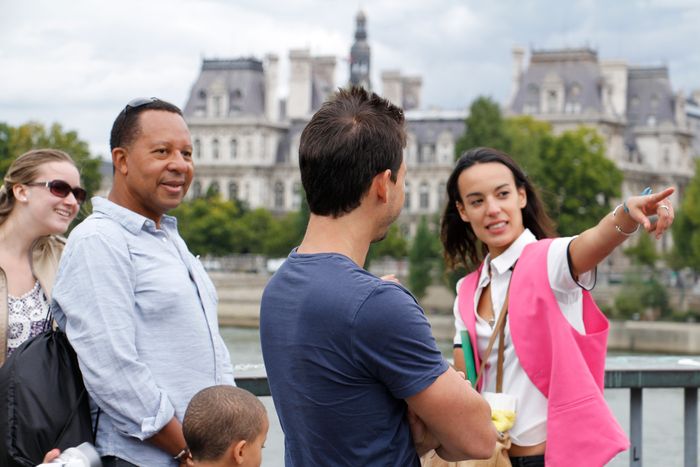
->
[184,385,268,467]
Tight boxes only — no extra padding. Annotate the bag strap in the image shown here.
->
[0,268,8,366]
[475,288,509,391]
[496,315,507,393]
[53,388,89,446]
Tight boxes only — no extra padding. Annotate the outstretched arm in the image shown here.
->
[569,187,675,278]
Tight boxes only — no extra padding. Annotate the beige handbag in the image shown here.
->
[420,296,512,467]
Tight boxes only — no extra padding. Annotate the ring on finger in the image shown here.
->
[659,205,671,213]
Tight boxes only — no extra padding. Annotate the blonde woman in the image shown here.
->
[0,149,85,364]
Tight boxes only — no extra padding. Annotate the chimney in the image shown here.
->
[510,46,525,106]
[402,76,422,111]
[264,54,279,122]
[381,70,403,107]
[288,49,312,119]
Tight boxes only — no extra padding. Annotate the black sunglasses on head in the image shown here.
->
[124,97,161,114]
[25,180,87,204]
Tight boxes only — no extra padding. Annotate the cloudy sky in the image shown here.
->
[1,0,699,158]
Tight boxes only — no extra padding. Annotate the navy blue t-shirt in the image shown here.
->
[260,251,448,466]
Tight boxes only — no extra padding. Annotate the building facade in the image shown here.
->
[508,47,697,263]
[183,11,465,237]
[508,47,695,202]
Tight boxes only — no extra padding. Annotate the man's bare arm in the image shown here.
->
[406,366,497,461]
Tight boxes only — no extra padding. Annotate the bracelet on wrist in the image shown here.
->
[612,204,640,236]
[174,447,190,462]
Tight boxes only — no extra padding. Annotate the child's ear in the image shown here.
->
[230,440,247,465]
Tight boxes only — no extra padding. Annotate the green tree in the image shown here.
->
[503,116,553,177]
[0,123,12,175]
[172,195,243,256]
[614,272,670,320]
[408,216,441,299]
[623,233,658,269]
[263,211,303,257]
[535,127,622,236]
[366,224,408,267]
[0,122,102,198]
[455,96,509,159]
[671,160,700,272]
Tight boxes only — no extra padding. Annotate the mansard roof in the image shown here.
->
[183,58,266,118]
[405,109,467,145]
[626,66,675,126]
[511,47,604,114]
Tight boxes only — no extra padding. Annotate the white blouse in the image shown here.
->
[452,229,595,446]
[7,280,50,356]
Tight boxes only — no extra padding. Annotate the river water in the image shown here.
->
[221,327,699,466]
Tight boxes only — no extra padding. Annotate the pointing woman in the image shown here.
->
[440,147,673,466]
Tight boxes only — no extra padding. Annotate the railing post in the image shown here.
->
[685,388,698,467]
[630,387,642,467]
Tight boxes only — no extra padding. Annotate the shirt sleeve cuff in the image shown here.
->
[137,393,176,440]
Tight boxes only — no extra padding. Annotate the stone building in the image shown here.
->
[508,47,697,264]
[508,47,695,203]
[182,11,466,236]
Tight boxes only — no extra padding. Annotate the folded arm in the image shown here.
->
[406,366,497,461]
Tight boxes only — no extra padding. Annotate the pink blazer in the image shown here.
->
[458,239,629,466]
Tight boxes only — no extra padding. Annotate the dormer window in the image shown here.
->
[546,90,558,113]
[650,94,659,109]
[212,138,220,159]
[524,84,539,114]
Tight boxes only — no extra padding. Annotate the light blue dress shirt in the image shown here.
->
[51,197,235,466]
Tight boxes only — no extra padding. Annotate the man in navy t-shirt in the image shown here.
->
[260,87,496,466]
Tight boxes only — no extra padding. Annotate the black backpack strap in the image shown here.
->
[93,407,101,442]
[52,387,89,446]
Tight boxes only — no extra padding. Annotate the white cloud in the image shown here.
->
[0,0,698,156]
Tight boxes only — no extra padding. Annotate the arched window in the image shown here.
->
[228,181,239,201]
[419,182,429,209]
[438,180,447,206]
[230,139,237,159]
[546,90,558,114]
[212,138,220,159]
[292,182,302,209]
[192,181,202,198]
[208,181,220,197]
[274,181,285,208]
[193,139,201,159]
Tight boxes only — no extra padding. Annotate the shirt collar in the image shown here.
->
[477,228,537,286]
[91,197,178,235]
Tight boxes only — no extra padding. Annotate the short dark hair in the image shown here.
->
[299,86,406,217]
[109,98,183,151]
[440,147,557,270]
[183,385,266,462]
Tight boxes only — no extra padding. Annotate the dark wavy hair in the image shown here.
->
[440,147,556,271]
